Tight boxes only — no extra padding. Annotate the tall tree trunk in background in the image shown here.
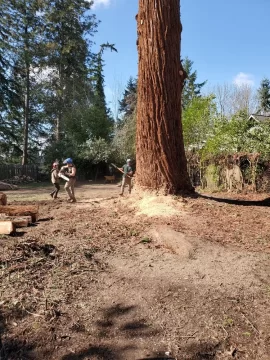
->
[56,42,63,142]
[22,21,30,165]
[22,70,30,164]
[136,0,193,194]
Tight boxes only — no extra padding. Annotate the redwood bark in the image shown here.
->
[136,0,193,194]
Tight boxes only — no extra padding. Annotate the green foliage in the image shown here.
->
[202,110,270,159]
[0,0,45,163]
[43,139,76,168]
[113,112,136,162]
[182,95,216,150]
[111,77,137,162]
[119,77,137,118]
[257,78,270,114]
[42,0,98,141]
[0,0,117,170]
[182,57,207,109]
[80,137,113,164]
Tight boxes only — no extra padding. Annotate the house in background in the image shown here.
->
[249,114,270,123]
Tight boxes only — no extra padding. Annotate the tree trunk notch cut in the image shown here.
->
[136,0,192,194]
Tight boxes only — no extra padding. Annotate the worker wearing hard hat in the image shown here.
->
[50,162,60,199]
[60,158,77,202]
[120,159,133,196]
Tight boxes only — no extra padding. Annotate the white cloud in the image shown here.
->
[92,0,112,9]
[233,72,255,87]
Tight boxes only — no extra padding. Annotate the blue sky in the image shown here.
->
[91,0,270,114]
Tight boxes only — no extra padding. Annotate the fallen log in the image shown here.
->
[0,205,39,223]
[0,181,18,191]
[0,193,7,205]
[0,221,15,235]
[0,216,32,227]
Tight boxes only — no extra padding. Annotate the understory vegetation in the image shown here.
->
[1,2,270,187]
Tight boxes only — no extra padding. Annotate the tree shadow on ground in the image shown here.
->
[198,193,270,207]
[0,338,35,360]
[0,308,35,360]
[37,217,54,222]
[61,345,136,360]
[62,303,160,360]
[180,340,225,360]
[137,352,176,360]
[96,303,159,338]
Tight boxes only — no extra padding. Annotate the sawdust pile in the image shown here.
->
[126,193,186,217]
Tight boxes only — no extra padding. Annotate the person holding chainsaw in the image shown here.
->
[50,162,60,199]
[60,158,77,203]
[120,159,133,196]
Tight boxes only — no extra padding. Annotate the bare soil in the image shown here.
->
[1,183,270,360]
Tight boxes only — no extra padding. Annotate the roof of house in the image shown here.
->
[249,114,270,122]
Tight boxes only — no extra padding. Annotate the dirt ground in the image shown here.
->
[1,183,270,360]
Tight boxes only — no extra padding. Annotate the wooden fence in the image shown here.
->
[0,164,38,181]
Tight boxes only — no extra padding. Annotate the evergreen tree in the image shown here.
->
[88,42,117,139]
[182,57,207,109]
[257,78,270,114]
[0,3,12,114]
[42,0,98,141]
[119,77,137,117]
[0,0,45,164]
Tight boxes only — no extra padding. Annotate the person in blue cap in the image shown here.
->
[60,158,77,202]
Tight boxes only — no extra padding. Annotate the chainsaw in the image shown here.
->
[59,173,70,181]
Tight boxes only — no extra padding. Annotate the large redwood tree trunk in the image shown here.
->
[136,0,193,194]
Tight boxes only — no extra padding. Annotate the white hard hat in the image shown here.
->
[127,159,131,162]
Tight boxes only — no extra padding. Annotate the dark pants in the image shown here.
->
[51,183,60,198]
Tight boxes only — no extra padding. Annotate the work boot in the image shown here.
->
[50,193,54,198]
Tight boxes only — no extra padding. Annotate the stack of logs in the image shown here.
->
[0,192,38,235]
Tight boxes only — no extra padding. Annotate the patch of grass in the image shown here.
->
[223,317,234,327]
[140,237,152,244]
[130,230,139,236]
[19,182,51,189]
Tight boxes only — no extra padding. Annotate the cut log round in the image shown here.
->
[0,221,15,235]
[0,205,39,223]
[0,193,7,205]
[0,216,32,227]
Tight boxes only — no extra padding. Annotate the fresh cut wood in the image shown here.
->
[0,193,7,205]
[0,216,32,227]
[0,221,15,235]
[0,205,39,223]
